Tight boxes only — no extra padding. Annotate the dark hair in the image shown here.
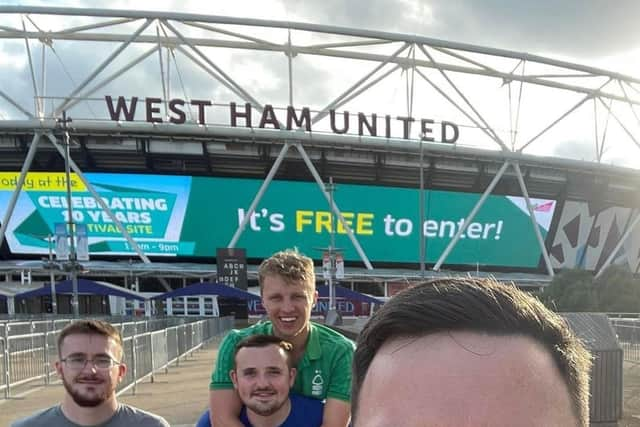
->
[352,277,592,426]
[234,334,294,368]
[258,249,315,295]
[57,319,123,359]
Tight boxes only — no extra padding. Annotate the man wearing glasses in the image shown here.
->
[12,319,169,427]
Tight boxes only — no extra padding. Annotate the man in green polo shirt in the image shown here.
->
[209,249,354,427]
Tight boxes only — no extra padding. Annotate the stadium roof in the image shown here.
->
[151,282,261,300]
[0,259,551,288]
[0,7,639,287]
[13,278,146,301]
[0,6,637,208]
[0,6,639,176]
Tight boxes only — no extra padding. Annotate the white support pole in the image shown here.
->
[513,163,554,277]
[48,234,57,315]
[595,212,640,279]
[175,45,246,103]
[63,45,159,112]
[596,96,640,150]
[310,43,410,125]
[166,298,173,316]
[519,78,611,153]
[433,161,510,271]
[518,95,591,152]
[44,132,152,264]
[287,30,293,106]
[415,67,508,150]
[22,16,41,118]
[418,44,509,151]
[40,42,47,118]
[228,143,290,248]
[0,133,41,249]
[0,89,34,119]
[7,297,15,316]
[294,143,374,270]
[163,20,263,109]
[55,18,153,115]
[326,65,401,116]
[144,299,151,317]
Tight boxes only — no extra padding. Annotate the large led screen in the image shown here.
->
[0,172,556,268]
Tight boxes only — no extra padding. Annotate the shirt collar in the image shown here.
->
[265,321,321,360]
[306,322,322,360]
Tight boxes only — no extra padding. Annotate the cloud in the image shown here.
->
[283,0,432,32]
[0,1,637,168]
[278,0,640,63]
[445,1,640,59]
[8,0,640,63]
[549,138,597,162]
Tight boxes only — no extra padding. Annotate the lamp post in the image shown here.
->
[323,177,342,326]
[47,234,57,315]
[58,111,79,318]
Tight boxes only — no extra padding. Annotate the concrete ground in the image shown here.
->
[0,342,219,427]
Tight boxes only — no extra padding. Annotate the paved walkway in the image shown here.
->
[0,342,219,427]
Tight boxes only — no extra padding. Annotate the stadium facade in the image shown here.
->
[0,6,639,296]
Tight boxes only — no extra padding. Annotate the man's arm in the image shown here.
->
[320,398,351,427]
[320,336,354,427]
[209,389,244,427]
[209,329,246,427]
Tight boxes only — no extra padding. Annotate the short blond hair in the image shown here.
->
[258,249,315,294]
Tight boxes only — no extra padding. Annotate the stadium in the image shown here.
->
[0,5,640,316]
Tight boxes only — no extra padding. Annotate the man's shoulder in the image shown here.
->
[311,322,355,349]
[11,406,61,427]
[11,405,169,427]
[115,404,170,426]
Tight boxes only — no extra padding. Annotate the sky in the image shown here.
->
[15,0,636,69]
[1,0,639,167]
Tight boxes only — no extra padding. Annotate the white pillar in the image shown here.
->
[7,297,15,315]
[144,300,151,317]
[212,296,220,317]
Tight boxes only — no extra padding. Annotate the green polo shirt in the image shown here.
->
[209,321,354,402]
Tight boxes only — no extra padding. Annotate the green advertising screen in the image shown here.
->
[0,172,556,268]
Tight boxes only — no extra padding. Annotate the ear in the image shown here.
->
[116,362,127,382]
[54,359,63,377]
[229,369,238,389]
[312,290,318,305]
[289,367,297,388]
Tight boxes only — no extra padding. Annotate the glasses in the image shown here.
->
[61,355,121,370]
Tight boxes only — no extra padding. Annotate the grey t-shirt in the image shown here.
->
[11,403,170,427]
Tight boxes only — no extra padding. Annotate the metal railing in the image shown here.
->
[0,316,234,399]
[611,318,640,363]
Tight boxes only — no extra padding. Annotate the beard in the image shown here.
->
[61,373,113,407]
[245,389,289,417]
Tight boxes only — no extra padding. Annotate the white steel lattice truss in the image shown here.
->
[0,6,639,279]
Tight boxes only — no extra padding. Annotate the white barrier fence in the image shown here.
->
[0,316,234,399]
[611,319,640,363]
